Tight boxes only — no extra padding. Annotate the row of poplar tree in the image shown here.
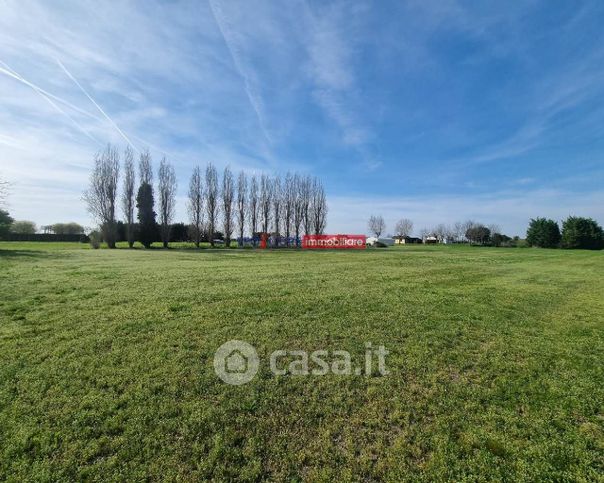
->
[84,144,328,248]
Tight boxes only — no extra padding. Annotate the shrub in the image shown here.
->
[561,216,604,250]
[3,233,86,242]
[170,222,189,242]
[526,218,560,248]
[491,233,511,247]
[89,230,101,249]
[507,236,529,248]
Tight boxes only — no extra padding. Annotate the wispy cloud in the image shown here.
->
[303,2,371,149]
[208,0,272,146]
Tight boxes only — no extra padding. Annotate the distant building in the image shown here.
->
[423,236,438,244]
[367,237,395,246]
[393,236,422,245]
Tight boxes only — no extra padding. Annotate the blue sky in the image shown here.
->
[1,0,603,236]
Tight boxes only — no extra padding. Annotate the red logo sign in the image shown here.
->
[302,234,366,249]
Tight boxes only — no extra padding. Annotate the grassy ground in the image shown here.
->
[0,242,602,481]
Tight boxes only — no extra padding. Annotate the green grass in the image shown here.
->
[0,242,602,481]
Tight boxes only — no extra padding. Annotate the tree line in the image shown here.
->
[367,216,514,246]
[366,213,604,250]
[526,217,604,250]
[84,144,328,249]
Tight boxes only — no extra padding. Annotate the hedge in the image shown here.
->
[1,233,89,242]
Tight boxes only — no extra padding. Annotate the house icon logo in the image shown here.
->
[213,340,259,385]
[225,349,248,373]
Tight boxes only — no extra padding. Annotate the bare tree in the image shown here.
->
[122,146,136,248]
[205,163,219,247]
[488,223,502,236]
[236,171,247,247]
[248,175,259,245]
[0,175,9,208]
[139,149,153,186]
[394,218,413,238]
[222,166,234,247]
[260,174,273,235]
[453,221,465,242]
[301,175,312,235]
[310,177,327,235]
[434,223,448,243]
[272,176,282,246]
[368,215,386,238]
[292,174,304,247]
[444,224,456,242]
[158,158,177,248]
[283,172,295,246]
[461,220,478,243]
[188,166,204,248]
[84,144,120,248]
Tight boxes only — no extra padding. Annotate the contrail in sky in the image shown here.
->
[1,58,184,162]
[0,60,101,122]
[208,0,273,146]
[56,58,139,152]
[0,61,103,146]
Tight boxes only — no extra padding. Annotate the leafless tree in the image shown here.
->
[188,166,204,248]
[419,228,430,241]
[394,218,413,238]
[310,177,327,235]
[453,221,465,242]
[444,224,456,242]
[236,171,247,247]
[248,175,259,245]
[222,166,234,247]
[158,158,177,248]
[283,172,295,246]
[488,223,502,236]
[84,144,120,248]
[272,175,282,246]
[292,174,304,247]
[121,146,136,248]
[139,148,153,186]
[260,173,273,235]
[461,220,478,243]
[0,175,9,208]
[368,215,386,238]
[205,163,219,247]
[301,175,312,235]
[434,223,448,242]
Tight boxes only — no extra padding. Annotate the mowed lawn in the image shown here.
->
[0,243,602,481]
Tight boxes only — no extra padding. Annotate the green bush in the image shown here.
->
[561,216,604,250]
[89,230,101,249]
[526,218,560,248]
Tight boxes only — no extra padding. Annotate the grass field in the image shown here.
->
[0,242,602,481]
